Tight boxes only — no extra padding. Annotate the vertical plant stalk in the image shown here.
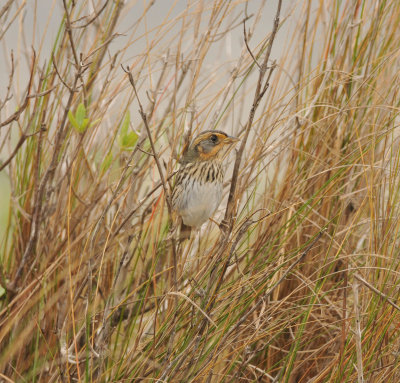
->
[194,1,283,343]
[174,3,283,374]
[85,0,125,93]
[222,0,282,232]
[198,229,325,379]
[122,65,178,289]
[62,0,88,105]
[352,280,364,383]
[10,35,86,293]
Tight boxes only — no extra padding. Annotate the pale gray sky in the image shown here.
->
[0,1,307,100]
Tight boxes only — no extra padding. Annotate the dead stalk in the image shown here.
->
[352,279,364,383]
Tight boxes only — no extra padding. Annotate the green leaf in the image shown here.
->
[77,118,89,133]
[101,152,113,173]
[118,111,138,150]
[125,131,138,148]
[76,103,86,127]
[121,111,130,136]
[69,104,91,133]
[68,110,79,129]
[119,131,138,150]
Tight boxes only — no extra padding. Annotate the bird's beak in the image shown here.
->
[224,135,240,145]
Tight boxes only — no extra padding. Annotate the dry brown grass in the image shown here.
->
[1,0,400,382]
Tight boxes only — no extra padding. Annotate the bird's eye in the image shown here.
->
[210,134,218,143]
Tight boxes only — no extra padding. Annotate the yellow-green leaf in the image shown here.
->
[68,110,79,129]
[120,111,130,135]
[76,103,86,127]
[118,112,137,150]
[101,152,113,173]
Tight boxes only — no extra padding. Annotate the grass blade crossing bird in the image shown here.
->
[172,130,239,240]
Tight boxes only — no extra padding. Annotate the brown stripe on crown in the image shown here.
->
[192,131,228,146]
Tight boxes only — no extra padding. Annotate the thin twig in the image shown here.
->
[352,280,364,383]
[166,292,217,328]
[111,171,177,238]
[62,0,79,65]
[85,0,125,92]
[52,54,77,92]
[0,125,46,172]
[0,0,14,20]
[222,0,282,230]
[71,0,108,29]
[0,50,14,111]
[62,0,88,105]
[0,51,35,128]
[10,57,83,292]
[121,65,172,211]
[354,274,400,312]
[243,17,260,69]
[196,229,325,378]
[121,67,179,350]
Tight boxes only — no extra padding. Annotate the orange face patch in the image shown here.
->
[193,132,228,160]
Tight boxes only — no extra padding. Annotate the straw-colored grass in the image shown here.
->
[1,0,400,382]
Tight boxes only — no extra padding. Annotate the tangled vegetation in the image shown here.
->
[1,0,400,381]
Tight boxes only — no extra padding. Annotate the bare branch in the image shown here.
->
[52,54,77,92]
[71,0,108,29]
[0,50,15,111]
[0,0,14,20]
[243,17,260,69]
[0,51,36,128]
[121,65,173,213]
[355,274,400,312]
[222,0,282,230]
[0,125,46,172]
[10,56,82,292]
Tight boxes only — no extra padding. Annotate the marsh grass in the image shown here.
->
[1,0,400,382]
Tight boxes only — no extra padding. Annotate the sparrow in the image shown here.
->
[172,130,239,239]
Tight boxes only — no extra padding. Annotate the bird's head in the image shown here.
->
[180,130,239,164]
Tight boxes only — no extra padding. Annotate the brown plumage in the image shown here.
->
[172,130,239,239]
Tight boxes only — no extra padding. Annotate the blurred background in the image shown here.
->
[0,0,297,236]
[1,1,400,382]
